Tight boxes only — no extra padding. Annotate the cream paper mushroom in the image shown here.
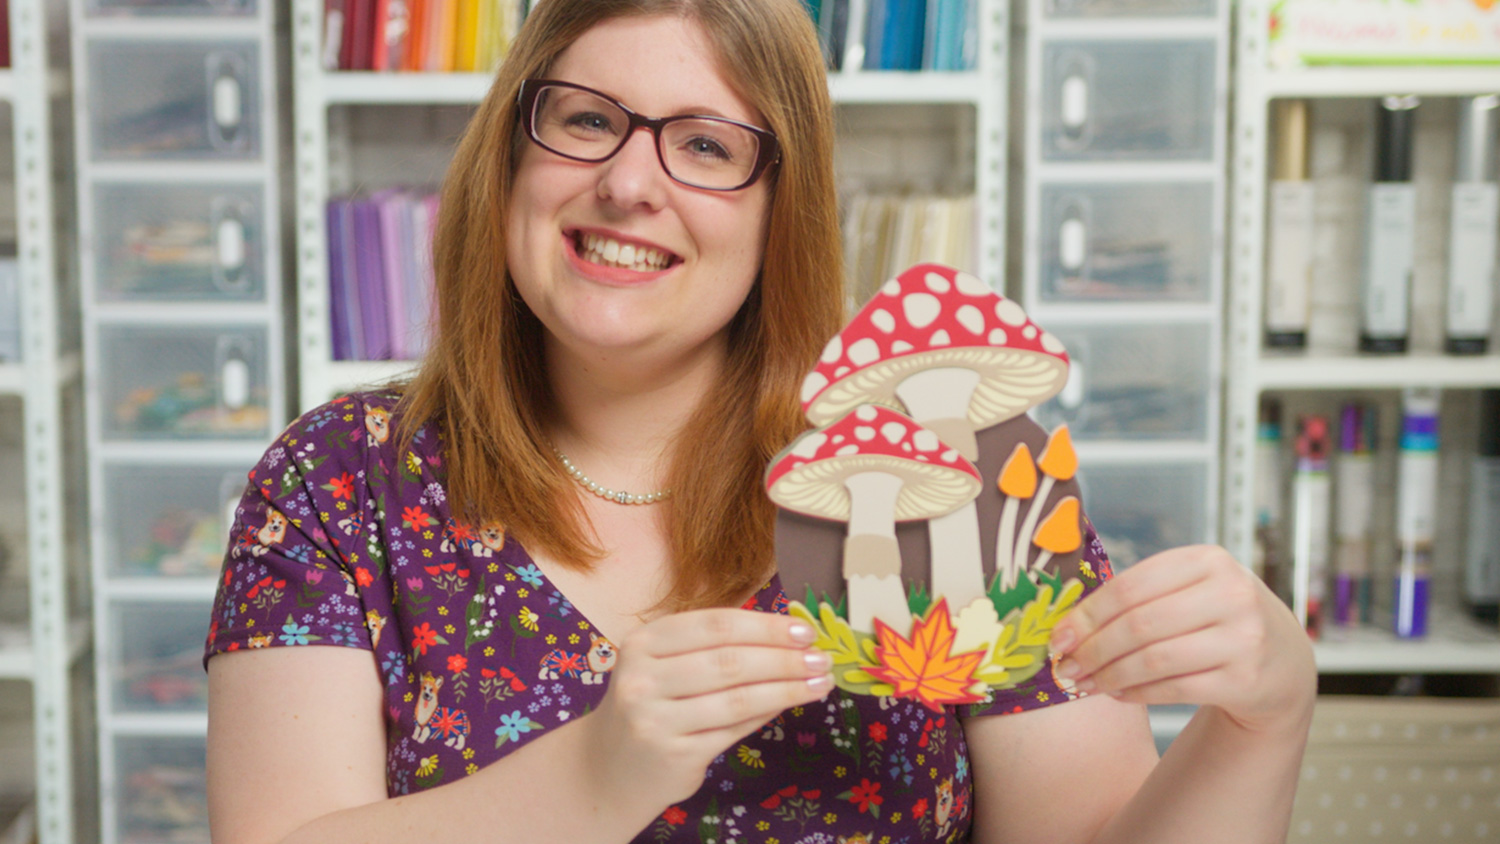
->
[766,404,981,634]
[799,263,1070,613]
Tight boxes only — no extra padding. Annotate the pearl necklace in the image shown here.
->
[554,448,672,505]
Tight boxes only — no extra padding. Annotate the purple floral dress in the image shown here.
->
[206,392,1114,843]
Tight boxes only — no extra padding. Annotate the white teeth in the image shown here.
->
[576,233,672,271]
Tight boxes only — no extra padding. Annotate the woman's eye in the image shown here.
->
[685,136,732,161]
[564,111,617,134]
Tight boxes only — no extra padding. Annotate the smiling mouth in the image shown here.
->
[573,230,678,272]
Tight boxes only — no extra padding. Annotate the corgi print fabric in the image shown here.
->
[205,393,1114,842]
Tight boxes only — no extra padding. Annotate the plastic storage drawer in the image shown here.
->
[97,324,271,441]
[1039,39,1216,162]
[102,461,245,579]
[1033,320,1212,441]
[1037,180,1215,303]
[1042,0,1216,17]
[85,0,255,15]
[86,39,261,161]
[92,182,265,302]
[1078,459,1209,567]
[113,734,208,843]
[108,600,211,715]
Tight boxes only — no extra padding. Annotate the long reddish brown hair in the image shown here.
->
[397,0,843,613]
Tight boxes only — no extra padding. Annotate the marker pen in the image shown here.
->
[1266,100,1314,349]
[1253,398,1285,598]
[1395,388,1440,639]
[1290,414,1331,639]
[1446,95,1499,355]
[1360,96,1419,354]
[1333,403,1374,627]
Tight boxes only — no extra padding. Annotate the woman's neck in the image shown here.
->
[544,334,729,493]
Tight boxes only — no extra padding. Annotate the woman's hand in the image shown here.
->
[578,608,834,813]
[1047,545,1317,735]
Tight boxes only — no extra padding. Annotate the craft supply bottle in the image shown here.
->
[1333,403,1374,627]
[1266,100,1314,349]
[1464,390,1500,623]
[1360,96,1419,354]
[1446,95,1499,355]
[1253,399,1286,598]
[1291,414,1331,638]
[1395,388,1439,639]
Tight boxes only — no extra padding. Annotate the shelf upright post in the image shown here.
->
[293,0,334,412]
[975,0,1006,291]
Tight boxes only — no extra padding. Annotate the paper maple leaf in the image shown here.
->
[867,599,987,712]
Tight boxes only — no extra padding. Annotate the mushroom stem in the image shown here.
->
[995,498,1022,591]
[843,471,915,633]
[928,502,985,614]
[1012,477,1057,575]
[894,367,982,460]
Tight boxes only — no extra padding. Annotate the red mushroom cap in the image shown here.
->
[800,263,1070,428]
[766,404,982,522]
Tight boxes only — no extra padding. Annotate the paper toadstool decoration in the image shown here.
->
[772,263,1093,712]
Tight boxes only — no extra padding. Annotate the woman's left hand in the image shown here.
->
[1046,545,1317,734]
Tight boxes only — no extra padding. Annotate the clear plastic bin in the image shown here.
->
[1042,0,1216,17]
[1033,320,1213,441]
[1037,181,1215,303]
[92,183,265,302]
[1039,39,1217,162]
[87,39,261,161]
[102,461,245,579]
[114,734,208,844]
[1078,460,1210,567]
[85,0,255,15]
[108,601,212,715]
[97,325,271,441]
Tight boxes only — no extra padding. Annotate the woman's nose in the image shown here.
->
[596,127,669,210]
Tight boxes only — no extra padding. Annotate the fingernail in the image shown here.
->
[1075,677,1097,695]
[789,623,816,645]
[804,650,832,672]
[1050,629,1075,655]
[807,674,833,694]
[1056,659,1081,680]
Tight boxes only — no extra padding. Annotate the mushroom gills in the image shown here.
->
[894,367,983,460]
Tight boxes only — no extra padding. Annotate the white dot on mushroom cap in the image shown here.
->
[800,372,827,403]
[988,328,1007,345]
[924,271,951,294]
[995,298,1028,326]
[904,293,942,329]
[930,329,951,347]
[882,278,901,297]
[955,272,988,296]
[856,405,878,421]
[892,340,913,354]
[836,444,859,457]
[855,426,876,441]
[1023,325,1038,340]
[913,429,939,452]
[831,435,844,444]
[881,422,907,444]
[835,366,849,377]
[790,432,826,459]
[956,305,984,335]
[942,448,959,462]
[872,309,896,334]
[848,337,880,367]
[902,442,912,451]
[1041,331,1065,354]
[820,335,843,364]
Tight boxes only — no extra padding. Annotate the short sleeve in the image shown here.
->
[958,517,1115,719]
[204,396,378,665]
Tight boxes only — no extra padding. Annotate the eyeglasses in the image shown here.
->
[518,79,781,192]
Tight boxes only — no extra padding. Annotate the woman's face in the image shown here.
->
[505,15,772,371]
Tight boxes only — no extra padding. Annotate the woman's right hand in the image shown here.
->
[578,608,834,812]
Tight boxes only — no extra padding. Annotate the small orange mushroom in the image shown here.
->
[1029,496,1082,577]
[1036,425,1077,481]
[998,442,1037,499]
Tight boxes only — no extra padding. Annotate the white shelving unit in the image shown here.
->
[290,0,1011,410]
[0,1,88,842]
[70,2,286,842]
[1226,0,1500,674]
[1019,0,1230,570]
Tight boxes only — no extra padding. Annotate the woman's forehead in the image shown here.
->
[547,15,763,126]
